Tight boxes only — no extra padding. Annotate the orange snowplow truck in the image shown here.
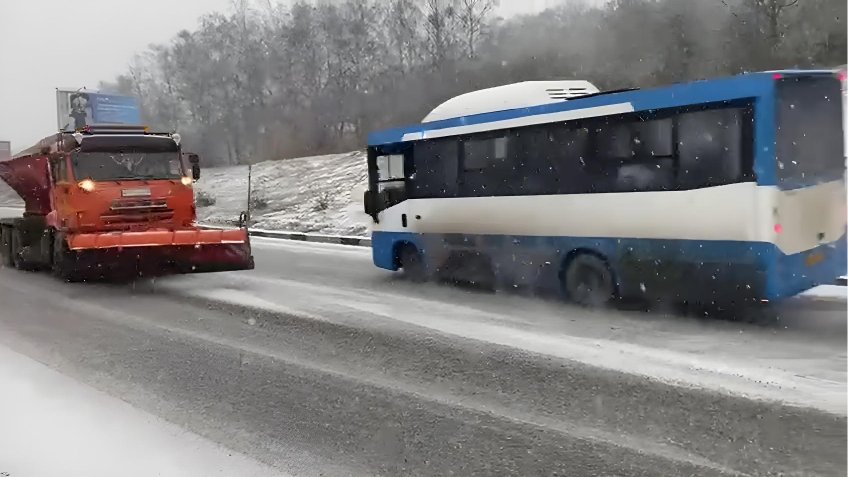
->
[0,126,254,281]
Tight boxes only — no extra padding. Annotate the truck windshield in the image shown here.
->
[775,75,845,188]
[71,151,184,181]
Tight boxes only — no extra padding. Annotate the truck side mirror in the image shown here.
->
[188,154,200,180]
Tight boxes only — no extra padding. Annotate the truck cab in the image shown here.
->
[0,126,253,281]
[50,130,198,234]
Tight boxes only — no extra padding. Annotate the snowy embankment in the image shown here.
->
[195,151,370,237]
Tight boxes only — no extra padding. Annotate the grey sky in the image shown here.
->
[0,0,566,151]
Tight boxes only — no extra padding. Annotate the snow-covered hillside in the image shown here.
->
[195,151,370,236]
[0,180,21,206]
[0,151,371,236]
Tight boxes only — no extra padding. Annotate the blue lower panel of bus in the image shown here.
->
[371,231,847,303]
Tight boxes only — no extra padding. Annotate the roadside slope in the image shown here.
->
[195,152,369,236]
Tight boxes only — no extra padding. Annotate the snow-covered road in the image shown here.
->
[165,236,848,415]
[0,344,282,477]
[0,208,845,475]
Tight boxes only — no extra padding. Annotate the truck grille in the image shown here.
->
[102,198,174,228]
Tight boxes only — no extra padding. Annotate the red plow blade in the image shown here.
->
[67,228,249,250]
[65,228,254,279]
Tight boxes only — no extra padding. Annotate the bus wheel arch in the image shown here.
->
[560,249,618,307]
[394,241,426,282]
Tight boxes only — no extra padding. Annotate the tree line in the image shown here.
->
[100,0,846,166]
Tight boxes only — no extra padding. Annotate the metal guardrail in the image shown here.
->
[199,224,371,247]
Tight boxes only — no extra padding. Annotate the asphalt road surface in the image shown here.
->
[0,226,845,476]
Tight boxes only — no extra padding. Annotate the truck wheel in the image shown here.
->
[52,233,81,282]
[10,229,29,271]
[0,226,12,267]
[563,253,616,307]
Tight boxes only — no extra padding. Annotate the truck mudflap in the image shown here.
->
[63,228,254,279]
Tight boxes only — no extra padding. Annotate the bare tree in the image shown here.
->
[423,0,459,68]
[457,0,497,58]
[386,0,422,73]
[103,0,844,164]
[752,0,799,44]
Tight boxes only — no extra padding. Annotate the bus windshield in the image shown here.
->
[775,76,844,187]
[71,151,184,181]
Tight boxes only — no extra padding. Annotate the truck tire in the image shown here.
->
[52,232,81,282]
[11,228,29,271]
[0,226,12,268]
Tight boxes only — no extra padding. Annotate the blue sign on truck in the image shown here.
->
[56,90,141,131]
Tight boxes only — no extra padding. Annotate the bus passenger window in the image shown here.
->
[596,123,631,160]
[463,136,508,170]
[677,108,743,189]
[632,118,673,159]
[410,139,458,199]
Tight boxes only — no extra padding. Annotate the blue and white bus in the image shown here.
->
[363,71,846,306]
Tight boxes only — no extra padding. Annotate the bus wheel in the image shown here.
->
[398,244,426,282]
[563,254,615,307]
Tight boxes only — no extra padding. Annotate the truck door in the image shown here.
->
[51,155,72,227]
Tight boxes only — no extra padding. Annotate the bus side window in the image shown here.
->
[542,125,591,194]
[588,116,673,192]
[460,134,511,197]
[677,108,744,189]
[410,139,458,198]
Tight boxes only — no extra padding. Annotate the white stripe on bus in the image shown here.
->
[373,181,846,256]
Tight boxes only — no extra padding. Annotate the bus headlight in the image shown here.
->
[78,179,95,192]
[181,176,193,186]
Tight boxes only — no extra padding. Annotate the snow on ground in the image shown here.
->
[0,180,22,207]
[803,284,848,300]
[195,151,370,236]
[0,343,283,477]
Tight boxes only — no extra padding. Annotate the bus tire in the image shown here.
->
[398,244,426,282]
[563,253,616,307]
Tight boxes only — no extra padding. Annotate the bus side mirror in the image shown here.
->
[188,154,200,180]
[364,189,379,216]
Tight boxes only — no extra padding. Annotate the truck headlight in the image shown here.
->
[78,179,95,192]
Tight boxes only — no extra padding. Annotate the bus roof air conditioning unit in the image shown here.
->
[422,80,600,123]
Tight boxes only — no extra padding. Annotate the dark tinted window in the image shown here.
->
[517,125,592,195]
[408,104,753,199]
[588,116,675,192]
[776,76,844,187]
[460,135,514,197]
[595,117,672,161]
[463,135,508,170]
[677,108,747,189]
[410,139,458,198]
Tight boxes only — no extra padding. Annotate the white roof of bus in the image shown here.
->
[422,80,600,123]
